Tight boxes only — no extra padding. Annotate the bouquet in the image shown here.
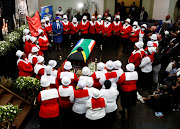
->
[18,25,29,35]
[88,62,97,75]
[0,41,12,56]
[0,104,21,122]
[16,76,41,91]
[5,31,21,46]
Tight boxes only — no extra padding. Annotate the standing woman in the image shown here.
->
[89,16,96,39]
[70,17,79,45]
[52,17,63,51]
[38,77,60,129]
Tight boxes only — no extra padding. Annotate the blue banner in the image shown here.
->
[41,5,53,23]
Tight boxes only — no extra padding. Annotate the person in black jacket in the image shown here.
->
[75,11,82,22]
[139,7,148,22]
[82,9,90,21]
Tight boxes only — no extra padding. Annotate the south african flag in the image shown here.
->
[67,39,96,63]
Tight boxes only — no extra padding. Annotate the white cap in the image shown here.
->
[97,15,102,19]
[38,29,44,34]
[77,80,86,89]
[92,89,101,99]
[40,77,50,87]
[106,17,111,21]
[126,63,135,72]
[64,61,72,70]
[63,15,68,19]
[31,47,39,53]
[147,41,153,47]
[82,66,90,76]
[62,76,71,86]
[150,34,157,40]
[37,56,44,63]
[141,24,147,29]
[165,30,169,35]
[16,50,24,58]
[106,60,114,70]
[125,18,131,23]
[133,21,138,26]
[23,29,30,35]
[45,66,52,74]
[41,19,45,23]
[91,16,95,19]
[86,77,94,87]
[113,60,122,69]
[25,35,31,41]
[48,60,57,68]
[115,15,120,19]
[135,41,143,49]
[45,17,50,21]
[72,17,77,22]
[97,62,105,71]
[148,47,156,54]
[56,11,60,14]
[83,16,87,20]
[30,37,37,43]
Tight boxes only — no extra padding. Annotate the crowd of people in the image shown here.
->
[14,3,180,129]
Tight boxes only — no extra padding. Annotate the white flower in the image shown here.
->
[14,111,16,114]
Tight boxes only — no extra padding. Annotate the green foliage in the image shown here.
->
[0,24,29,56]
[0,103,21,122]
[15,76,41,91]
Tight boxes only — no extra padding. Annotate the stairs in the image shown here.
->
[0,87,32,129]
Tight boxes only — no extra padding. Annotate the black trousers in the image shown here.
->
[112,35,121,51]
[62,34,70,48]
[121,37,130,53]
[102,36,112,50]
[80,34,88,39]
[40,116,59,129]
[60,107,73,129]
[71,34,79,44]
[88,33,96,40]
[41,50,48,64]
[138,71,153,89]
[95,34,103,48]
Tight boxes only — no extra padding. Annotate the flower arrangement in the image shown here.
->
[0,41,12,56]
[88,62,97,75]
[18,25,29,35]
[0,104,21,122]
[15,76,41,91]
[5,31,21,46]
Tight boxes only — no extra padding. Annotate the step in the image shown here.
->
[12,104,32,129]
[11,99,23,108]
[0,88,5,96]
[0,93,14,105]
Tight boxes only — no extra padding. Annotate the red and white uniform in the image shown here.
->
[24,40,32,57]
[91,70,107,90]
[28,54,38,66]
[70,22,79,34]
[41,75,59,89]
[100,71,118,89]
[112,21,122,36]
[70,89,89,114]
[58,85,74,108]
[38,35,49,51]
[79,20,90,34]
[17,58,33,77]
[139,48,145,60]
[31,44,43,56]
[38,89,59,118]
[57,71,79,88]
[130,27,140,42]
[120,24,132,38]
[62,21,71,34]
[139,29,145,42]
[95,20,104,34]
[34,64,45,80]
[117,71,138,92]
[45,23,52,35]
[89,21,96,34]
[102,22,112,37]
[139,54,154,73]
[128,50,143,67]
[86,97,106,120]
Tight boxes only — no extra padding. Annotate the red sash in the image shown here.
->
[74,89,89,98]
[105,72,117,80]
[91,97,105,109]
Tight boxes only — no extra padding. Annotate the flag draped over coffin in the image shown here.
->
[67,39,96,63]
